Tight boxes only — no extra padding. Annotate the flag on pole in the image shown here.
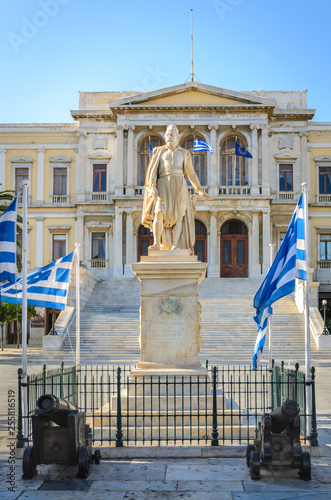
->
[252,194,307,368]
[0,252,74,310]
[149,139,153,155]
[0,197,18,283]
[193,139,213,154]
[235,140,252,159]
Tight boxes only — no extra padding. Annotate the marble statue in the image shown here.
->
[142,124,205,254]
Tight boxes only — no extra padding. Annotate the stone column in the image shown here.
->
[124,212,134,276]
[76,133,86,202]
[37,147,45,204]
[262,210,270,273]
[300,132,309,188]
[208,125,219,196]
[75,213,84,263]
[126,125,135,196]
[115,125,124,196]
[250,125,259,195]
[113,210,123,276]
[208,212,219,277]
[261,126,270,195]
[251,211,260,275]
[0,148,6,189]
[35,216,44,268]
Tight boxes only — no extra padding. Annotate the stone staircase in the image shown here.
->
[32,276,330,366]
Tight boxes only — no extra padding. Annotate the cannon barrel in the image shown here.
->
[37,394,76,427]
[270,399,300,433]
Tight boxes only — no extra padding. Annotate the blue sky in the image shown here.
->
[1,0,330,123]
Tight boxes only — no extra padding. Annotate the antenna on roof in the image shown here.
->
[191,9,194,82]
[185,9,201,83]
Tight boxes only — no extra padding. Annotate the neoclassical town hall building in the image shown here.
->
[1,82,331,299]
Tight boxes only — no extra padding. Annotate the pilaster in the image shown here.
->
[208,212,219,277]
[261,126,270,195]
[75,213,84,263]
[124,212,134,276]
[115,125,124,196]
[37,147,45,204]
[76,133,86,202]
[0,148,6,189]
[250,125,259,195]
[126,125,135,196]
[251,210,261,275]
[35,216,44,268]
[113,210,123,276]
[207,125,219,197]
[262,211,270,274]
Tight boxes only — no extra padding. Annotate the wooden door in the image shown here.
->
[221,231,248,277]
[137,225,154,261]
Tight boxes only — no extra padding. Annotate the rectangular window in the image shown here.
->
[237,240,244,264]
[196,241,203,262]
[53,167,67,195]
[15,168,29,194]
[142,240,149,256]
[320,235,331,261]
[227,156,233,186]
[319,167,331,194]
[52,234,66,261]
[93,164,107,192]
[279,164,293,191]
[92,232,105,259]
[224,241,231,264]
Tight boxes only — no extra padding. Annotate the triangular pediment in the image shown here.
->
[109,82,276,109]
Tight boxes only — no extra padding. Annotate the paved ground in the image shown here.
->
[0,347,330,499]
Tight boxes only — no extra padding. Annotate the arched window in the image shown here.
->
[221,219,248,235]
[180,136,207,186]
[138,136,163,186]
[220,136,248,187]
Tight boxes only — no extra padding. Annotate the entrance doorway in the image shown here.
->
[193,220,207,262]
[137,225,154,261]
[220,219,248,277]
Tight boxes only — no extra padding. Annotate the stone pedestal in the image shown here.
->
[130,249,207,377]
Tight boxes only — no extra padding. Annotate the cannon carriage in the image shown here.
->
[246,400,311,481]
[22,394,100,479]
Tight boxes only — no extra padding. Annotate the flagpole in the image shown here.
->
[268,244,275,370]
[75,243,81,368]
[20,179,30,442]
[191,9,194,82]
[302,182,311,438]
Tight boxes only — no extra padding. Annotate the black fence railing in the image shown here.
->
[17,362,318,448]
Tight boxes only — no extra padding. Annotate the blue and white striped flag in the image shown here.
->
[252,194,307,368]
[0,252,74,310]
[0,197,17,283]
[193,139,213,154]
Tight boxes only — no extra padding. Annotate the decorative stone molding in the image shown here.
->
[76,131,87,138]
[86,222,112,230]
[127,124,136,131]
[92,137,108,150]
[10,156,33,163]
[208,124,219,131]
[314,155,331,162]
[47,225,71,233]
[37,147,45,153]
[278,136,294,150]
[274,152,298,160]
[49,156,72,163]
[0,148,6,153]
[88,152,112,160]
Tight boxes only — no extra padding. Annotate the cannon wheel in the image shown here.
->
[92,450,101,464]
[77,446,91,479]
[246,445,256,467]
[249,451,261,481]
[299,451,311,481]
[22,446,37,479]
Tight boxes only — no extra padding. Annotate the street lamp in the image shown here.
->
[322,299,329,336]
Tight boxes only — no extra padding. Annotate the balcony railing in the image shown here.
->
[92,193,107,201]
[317,194,331,203]
[90,259,106,269]
[134,186,144,196]
[50,195,69,204]
[219,186,250,195]
[17,195,31,205]
[318,260,331,269]
[278,192,294,201]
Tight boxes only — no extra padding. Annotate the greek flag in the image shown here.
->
[252,194,307,368]
[193,139,213,154]
[0,197,17,283]
[235,140,252,159]
[0,252,74,310]
[149,140,153,155]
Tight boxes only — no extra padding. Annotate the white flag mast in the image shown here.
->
[191,9,194,82]
[19,179,30,440]
[75,243,81,368]
[302,182,311,436]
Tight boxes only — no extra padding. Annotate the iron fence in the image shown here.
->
[17,362,318,448]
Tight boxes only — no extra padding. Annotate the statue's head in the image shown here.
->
[165,124,180,148]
